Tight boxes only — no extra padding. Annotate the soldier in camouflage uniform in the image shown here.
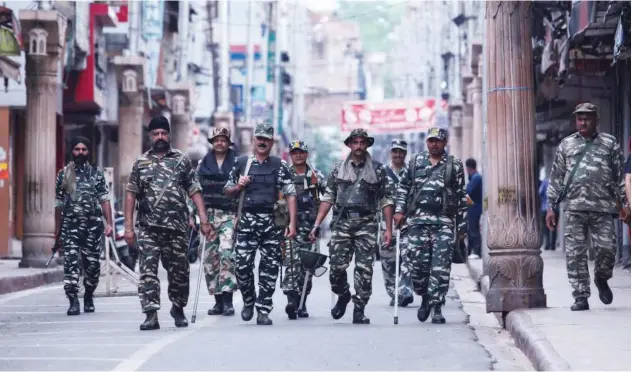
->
[125,116,214,331]
[55,136,113,316]
[282,140,327,319]
[191,127,239,316]
[380,139,415,307]
[309,129,393,325]
[394,127,467,324]
[546,103,628,311]
[224,122,297,326]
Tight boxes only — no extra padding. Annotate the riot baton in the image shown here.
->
[394,228,401,325]
[191,234,207,324]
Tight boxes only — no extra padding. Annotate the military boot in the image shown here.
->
[398,295,414,307]
[431,304,445,324]
[595,277,613,305]
[241,305,254,321]
[208,294,224,315]
[170,305,189,327]
[140,311,160,331]
[417,295,431,322]
[83,290,95,313]
[67,295,80,316]
[222,293,235,316]
[285,291,299,320]
[256,312,273,325]
[352,304,370,324]
[331,290,352,320]
[571,297,589,311]
[297,296,309,318]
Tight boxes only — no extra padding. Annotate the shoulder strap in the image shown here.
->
[153,153,186,208]
[555,139,595,206]
[444,155,454,187]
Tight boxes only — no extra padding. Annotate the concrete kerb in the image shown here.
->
[0,267,64,295]
[465,259,572,371]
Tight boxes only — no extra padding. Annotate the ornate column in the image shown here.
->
[18,10,67,268]
[448,104,463,160]
[168,83,193,152]
[484,1,546,313]
[461,101,473,161]
[471,75,483,164]
[112,56,145,199]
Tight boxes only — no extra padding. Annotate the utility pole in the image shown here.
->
[206,1,220,113]
[218,0,230,111]
[290,2,299,140]
[272,1,283,143]
[244,0,255,126]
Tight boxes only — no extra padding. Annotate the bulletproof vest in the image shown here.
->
[409,154,457,216]
[238,155,281,211]
[199,172,234,211]
[66,166,100,217]
[335,161,381,212]
[293,174,317,214]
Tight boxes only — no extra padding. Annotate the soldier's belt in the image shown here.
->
[243,206,274,214]
[337,209,374,219]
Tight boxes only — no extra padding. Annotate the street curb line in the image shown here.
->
[465,259,572,371]
[0,268,64,295]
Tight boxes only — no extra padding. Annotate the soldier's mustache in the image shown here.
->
[258,143,267,149]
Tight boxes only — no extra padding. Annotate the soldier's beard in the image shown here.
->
[73,154,88,165]
[153,140,170,152]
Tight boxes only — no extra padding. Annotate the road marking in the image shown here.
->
[0,285,61,305]
[0,357,123,362]
[7,328,131,337]
[0,320,141,325]
[0,343,146,348]
[0,301,216,308]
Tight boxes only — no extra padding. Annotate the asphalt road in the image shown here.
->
[0,254,532,371]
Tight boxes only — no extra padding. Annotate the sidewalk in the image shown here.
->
[0,259,64,295]
[468,250,631,371]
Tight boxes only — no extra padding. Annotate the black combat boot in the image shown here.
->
[67,295,80,316]
[140,311,160,331]
[389,297,395,306]
[241,305,254,321]
[417,295,431,322]
[398,295,414,307]
[594,277,613,305]
[83,290,95,313]
[170,305,189,327]
[222,293,235,316]
[297,296,309,318]
[208,294,224,315]
[285,291,299,320]
[331,290,351,320]
[431,304,445,324]
[571,297,589,311]
[256,312,273,325]
[352,304,370,324]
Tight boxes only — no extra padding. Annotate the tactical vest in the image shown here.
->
[237,155,281,212]
[334,161,381,213]
[407,154,457,216]
[293,174,317,214]
[199,172,235,212]
[65,166,100,218]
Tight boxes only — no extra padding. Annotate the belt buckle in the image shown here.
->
[349,212,360,218]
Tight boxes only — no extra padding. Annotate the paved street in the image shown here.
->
[0,253,532,371]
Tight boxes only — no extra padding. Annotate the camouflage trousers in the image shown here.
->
[62,216,103,297]
[379,225,414,300]
[234,212,283,315]
[329,214,377,308]
[137,227,190,312]
[564,211,616,299]
[282,218,318,296]
[202,209,238,295]
[408,223,454,307]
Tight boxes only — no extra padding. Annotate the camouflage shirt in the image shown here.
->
[126,148,201,232]
[55,163,110,218]
[290,164,327,215]
[386,163,407,197]
[320,159,393,213]
[395,151,467,234]
[224,156,296,200]
[547,132,627,214]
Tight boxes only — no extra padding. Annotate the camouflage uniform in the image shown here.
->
[55,163,109,300]
[395,128,467,323]
[547,103,627,306]
[281,140,327,318]
[126,148,201,313]
[224,123,296,319]
[193,132,239,315]
[380,159,414,305]
[322,129,393,322]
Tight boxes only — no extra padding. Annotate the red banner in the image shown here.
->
[341,98,446,134]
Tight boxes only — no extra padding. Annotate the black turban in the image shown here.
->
[70,136,91,151]
[148,115,170,132]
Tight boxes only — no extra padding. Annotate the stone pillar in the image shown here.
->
[168,83,193,152]
[18,10,67,268]
[461,103,473,161]
[471,76,483,164]
[448,104,463,160]
[112,56,146,199]
[484,1,546,313]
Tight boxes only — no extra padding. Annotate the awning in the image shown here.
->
[0,56,21,84]
[0,6,21,56]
